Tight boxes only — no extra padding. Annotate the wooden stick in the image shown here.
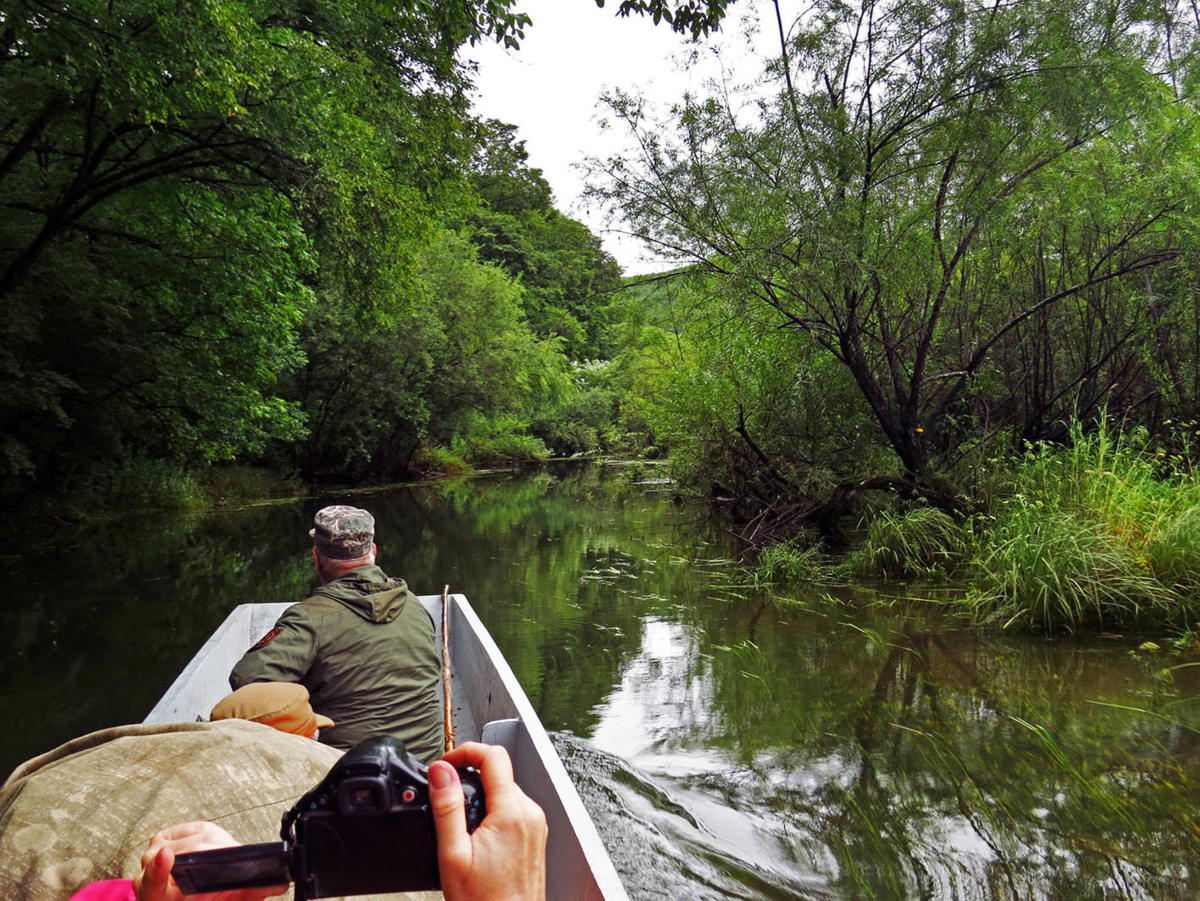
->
[441,584,456,753]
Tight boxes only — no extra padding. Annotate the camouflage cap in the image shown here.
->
[309,504,375,559]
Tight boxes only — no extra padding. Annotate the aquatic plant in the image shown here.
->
[748,541,834,585]
[850,506,973,580]
[967,422,1200,631]
[970,508,1172,630]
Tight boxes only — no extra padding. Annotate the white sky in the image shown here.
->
[464,1,779,274]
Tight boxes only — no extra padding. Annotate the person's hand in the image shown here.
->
[429,742,548,901]
[132,821,287,901]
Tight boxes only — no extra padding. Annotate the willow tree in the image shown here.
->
[594,0,1200,513]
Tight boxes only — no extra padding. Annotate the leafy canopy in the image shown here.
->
[0,0,527,489]
[595,0,1200,489]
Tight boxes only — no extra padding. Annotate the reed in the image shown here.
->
[749,541,833,585]
[968,421,1200,631]
[1146,506,1200,592]
[851,506,973,580]
[970,506,1171,630]
[99,459,206,511]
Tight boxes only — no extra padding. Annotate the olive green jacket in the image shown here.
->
[230,565,443,761]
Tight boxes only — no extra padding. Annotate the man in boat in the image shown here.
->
[229,504,444,760]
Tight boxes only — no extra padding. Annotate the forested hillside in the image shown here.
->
[0,0,645,508]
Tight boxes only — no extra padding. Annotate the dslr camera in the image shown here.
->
[171,736,485,900]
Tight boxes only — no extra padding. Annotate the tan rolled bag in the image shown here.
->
[0,720,440,901]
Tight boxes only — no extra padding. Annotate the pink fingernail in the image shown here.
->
[429,762,455,790]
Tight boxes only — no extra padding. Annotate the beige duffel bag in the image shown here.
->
[0,719,439,901]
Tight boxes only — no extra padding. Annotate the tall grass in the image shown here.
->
[969,422,1200,631]
[972,506,1170,630]
[56,460,305,516]
[1146,506,1200,592]
[102,458,206,511]
[845,421,1200,631]
[197,464,302,504]
[851,506,973,580]
[749,540,833,585]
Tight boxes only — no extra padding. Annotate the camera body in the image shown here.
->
[172,736,485,900]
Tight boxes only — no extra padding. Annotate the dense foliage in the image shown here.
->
[9,0,1200,631]
[598,9,1190,476]
[0,0,537,496]
[597,0,735,37]
[597,0,1200,496]
[0,0,656,501]
[584,0,1200,629]
[460,120,633,456]
[466,121,623,361]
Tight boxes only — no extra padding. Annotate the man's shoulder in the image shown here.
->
[290,593,351,621]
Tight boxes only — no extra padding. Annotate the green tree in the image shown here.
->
[289,231,564,479]
[0,0,528,497]
[597,0,736,37]
[627,274,879,498]
[593,0,1200,515]
[468,120,623,360]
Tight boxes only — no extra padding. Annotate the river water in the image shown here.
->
[1,463,1197,898]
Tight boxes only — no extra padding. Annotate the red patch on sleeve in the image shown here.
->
[251,626,283,650]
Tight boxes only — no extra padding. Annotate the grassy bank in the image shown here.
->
[753,424,1200,634]
[17,460,307,521]
[7,441,647,526]
[963,426,1200,632]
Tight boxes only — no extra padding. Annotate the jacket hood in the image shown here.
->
[311,565,410,624]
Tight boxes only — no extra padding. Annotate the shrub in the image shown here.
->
[443,413,551,465]
[104,459,206,511]
[532,383,617,456]
[410,445,474,478]
[619,461,647,482]
[197,465,302,504]
[451,432,549,465]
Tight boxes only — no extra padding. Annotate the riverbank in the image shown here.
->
[11,427,1197,637]
[0,453,663,541]
[747,424,1200,635]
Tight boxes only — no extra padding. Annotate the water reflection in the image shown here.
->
[1,464,1198,899]
[570,591,1200,898]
